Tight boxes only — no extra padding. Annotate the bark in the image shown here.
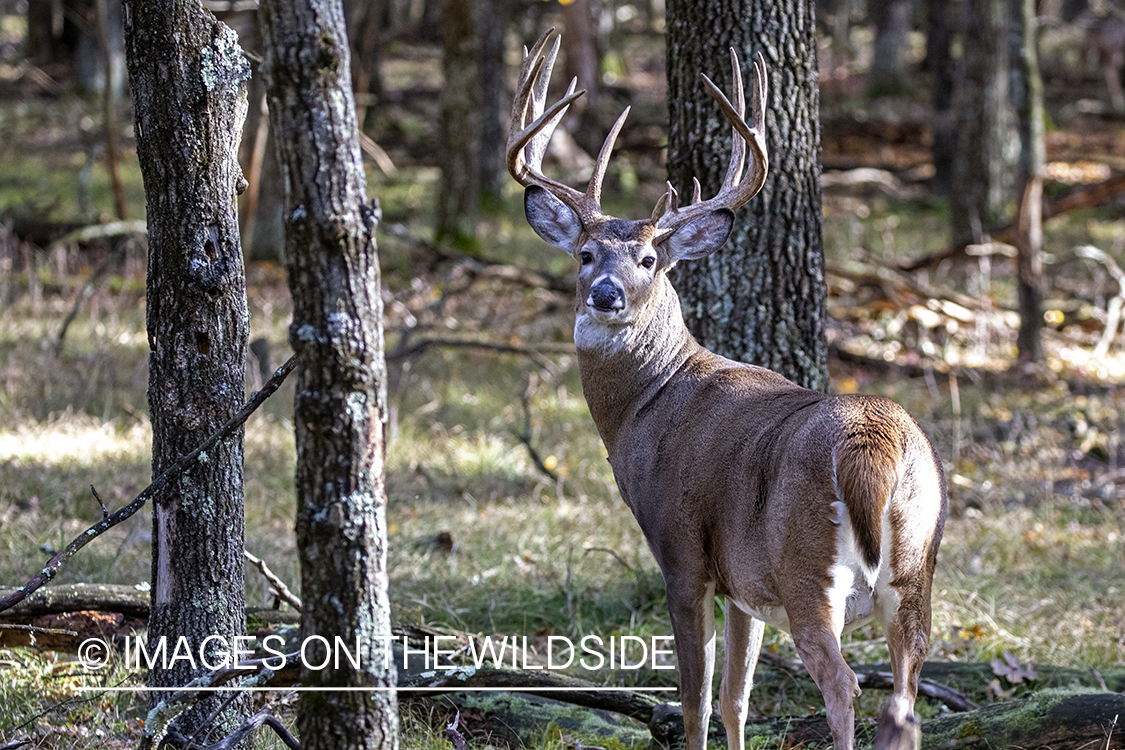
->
[1013,0,1045,363]
[666,0,829,391]
[436,0,481,245]
[123,0,251,738]
[950,0,1018,244]
[259,0,399,748]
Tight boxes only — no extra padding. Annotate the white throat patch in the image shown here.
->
[574,313,637,356]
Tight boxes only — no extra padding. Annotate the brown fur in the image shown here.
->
[834,398,906,569]
[509,35,946,750]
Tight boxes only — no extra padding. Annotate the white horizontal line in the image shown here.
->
[74,686,677,693]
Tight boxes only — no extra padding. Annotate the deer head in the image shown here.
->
[507,30,768,338]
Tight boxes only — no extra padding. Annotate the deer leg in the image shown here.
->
[667,580,717,750]
[718,602,764,750]
[791,622,859,750]
[882,575,933,713]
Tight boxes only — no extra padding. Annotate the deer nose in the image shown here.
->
[587,278,625,311]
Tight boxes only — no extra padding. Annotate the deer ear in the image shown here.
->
[525,186,582,252]
[664,209,735,261]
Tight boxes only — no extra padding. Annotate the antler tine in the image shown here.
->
[720,48,746,191]
[507,88,584,185]
[531,34,561,120]
[507,29,626,229]
[655,51,769,236]
[585,106,630,211]
[691,177,702,204]
[651,181,680,222]
[507,29,587,213]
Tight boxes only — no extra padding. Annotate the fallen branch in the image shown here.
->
[386,336,573,367]
[139,651,301,750]
[162,709,301,750]
[1076,244,1125,362]
[244,550,302,611]
[399,663,664,723]
[0,355,298,615]
[899,173,1125,272]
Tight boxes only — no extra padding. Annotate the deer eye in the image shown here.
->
[579,251,594,265]
[640,256,656,269]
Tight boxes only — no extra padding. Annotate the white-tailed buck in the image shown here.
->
[508,30,947,750]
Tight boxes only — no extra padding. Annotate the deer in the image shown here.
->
[507,30,947,750]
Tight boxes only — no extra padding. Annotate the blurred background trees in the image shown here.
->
[5,0,1125,373]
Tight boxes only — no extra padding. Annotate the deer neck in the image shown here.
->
[574,275,700,453]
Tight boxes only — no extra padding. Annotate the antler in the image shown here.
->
[507,29,628,229]
[653,50,769,239]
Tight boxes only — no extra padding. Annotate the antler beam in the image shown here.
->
[506,29,629,229]
[654,49,769,238]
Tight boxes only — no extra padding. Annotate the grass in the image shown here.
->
[2,89,1125,749]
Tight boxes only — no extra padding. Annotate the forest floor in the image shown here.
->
[2,17,1125,750]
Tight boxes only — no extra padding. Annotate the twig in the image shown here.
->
[0,355,298,615]
[139,651,301,750]
[387,336,571,371]
[1076,245,1125,362]
[358,131,397,175]
[244,550,302,611]
[583,547,635,575]
[54,242,127,353]
[90,485,110,519]
[517,373,559,481]
[444,709,469,750]
[163,709,301,750]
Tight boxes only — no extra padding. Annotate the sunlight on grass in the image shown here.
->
[0,413,150,465]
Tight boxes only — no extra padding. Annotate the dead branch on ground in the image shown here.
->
[139,651,302,750]
[899,173,1125,272]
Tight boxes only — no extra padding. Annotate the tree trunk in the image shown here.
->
[478,0,507,210]
[26,0,57,62]
[1013,0,1045,363]
[561,0,601,151]
[436,0,481,247]
[666,0,829,391]
[950,0,1018,244]
[249,132,287,263]
[123,0,251,737]
[259,0,399,748]
[868,0,914,96]
[926,0,955,195]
